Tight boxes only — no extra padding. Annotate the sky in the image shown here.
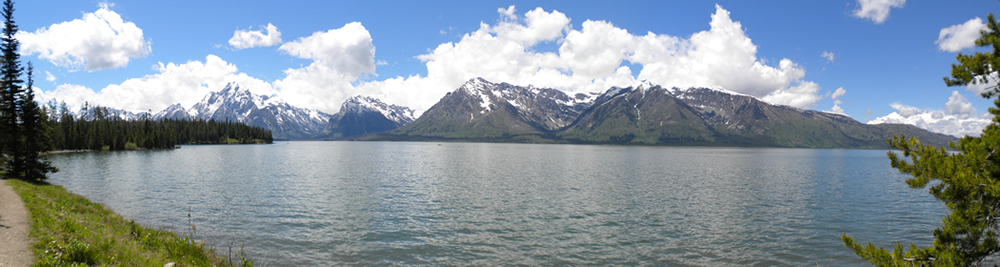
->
[15,0,1000,137]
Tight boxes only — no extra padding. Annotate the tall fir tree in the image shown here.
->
[0,0,17,177]
[19,63,56,180]
[842,13,1000,266]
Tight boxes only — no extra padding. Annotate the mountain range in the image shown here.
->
[72,83,412,140]
[69,78,956,148]
[374,78,956,148]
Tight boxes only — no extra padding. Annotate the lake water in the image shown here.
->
[46,141,946,266]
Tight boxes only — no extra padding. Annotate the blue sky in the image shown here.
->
[16,0,1000,136]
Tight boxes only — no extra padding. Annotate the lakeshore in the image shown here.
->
[4,178,251,266]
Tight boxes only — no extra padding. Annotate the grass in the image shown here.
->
[7,178,253,267]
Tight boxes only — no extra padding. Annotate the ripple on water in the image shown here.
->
[46,142,946,266]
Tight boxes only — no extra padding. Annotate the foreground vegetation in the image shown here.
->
[841,11,1000,266]
[7,179,252,266]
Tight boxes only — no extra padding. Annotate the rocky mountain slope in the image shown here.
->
[318,95,416,138]
[182,83,331,139]
[389,77,595,142]
[378,78,955,148]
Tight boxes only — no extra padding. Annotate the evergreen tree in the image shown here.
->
[19,63,56,180]
[0,0,22,178]
[842,13,1000,266]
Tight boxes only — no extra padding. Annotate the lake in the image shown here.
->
[46,141,946,266]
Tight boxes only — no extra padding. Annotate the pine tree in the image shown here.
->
[19,63,56,180]
[0,0,21,178]
[842,13,1000,266]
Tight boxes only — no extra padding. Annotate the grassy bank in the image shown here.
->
[7,179,251,266]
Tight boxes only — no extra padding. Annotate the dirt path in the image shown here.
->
[0,179,32,266]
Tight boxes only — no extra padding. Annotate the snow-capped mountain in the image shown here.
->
[458,77,595,130]
[390,77,595,140]
[185,82,332,139]
[77,105,149,121]
[152,103,190,120]
[319,95,416,138]
[383,77,955,148]
[340,95,416,125]
[67,82,416,140]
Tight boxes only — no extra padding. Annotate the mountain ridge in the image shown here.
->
[372,78,957,148]
[317,95,416,139]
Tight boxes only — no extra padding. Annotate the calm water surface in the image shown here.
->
[47,141,946,266]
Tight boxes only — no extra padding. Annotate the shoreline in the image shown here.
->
[5,179,252,266]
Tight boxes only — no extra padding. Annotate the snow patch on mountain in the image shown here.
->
[340,95,416,125]
[184,82,332,139]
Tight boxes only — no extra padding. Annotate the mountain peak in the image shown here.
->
[340,95,416,125]
[630,80,655,91]
[153,103,191,120]
[321,95,417,138]
[460,77,494,91]
[187,82,332,138]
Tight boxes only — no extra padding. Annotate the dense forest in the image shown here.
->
[44,104,273,151]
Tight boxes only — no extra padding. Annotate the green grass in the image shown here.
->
[7,179,252,266]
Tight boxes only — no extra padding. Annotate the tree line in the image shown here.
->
[43,103,273,151]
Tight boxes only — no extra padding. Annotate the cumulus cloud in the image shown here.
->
[936,17,987,52]
[37,55,274,113]
[831,87,847,99]
[354,5,823,113]
[821,51,835,62]
[824,87,847,115]
[853,0,906,24]
[45,71,56,82]
[498,5,517,20]
[830,104,845,114]
[943,90,976,119]
[18,3,150,72]
[274,22,376,112]
[760,81,822,109]
[48,5,830,117]
[39,22,377,115]
[229,23,283,50]
[868,90,990,137]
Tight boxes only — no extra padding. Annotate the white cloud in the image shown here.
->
[944,90,976,119]
[44,71,56,82]
[761,81,822,108]
[498,5,517,21]
[37,55,274,113]
[831,87,847,99]
[821,51,835,62]
[869,91,990,137]
[824,87,847,114]
[274,22,376,112]
[229,23,283,50]
[936,17,986,52]
[18,3,150,72]
[853,0,906,24]
[38,84,98,109]
[830,104,845,115]
[52,5,830,118]
[40,22,378,115]
[355,5,823,114]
